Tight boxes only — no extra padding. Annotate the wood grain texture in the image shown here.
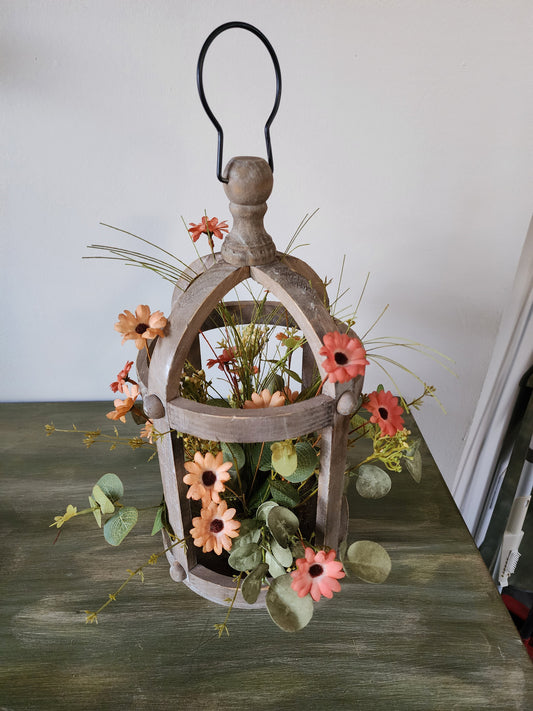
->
[166,394,335,443]
[2,402,532,710]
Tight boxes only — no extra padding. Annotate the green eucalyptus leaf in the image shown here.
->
[350,413,373,438]
[88,494,102,528]
[290,538,306,560]
[256,500,279,522]
[345,540,391,583]
[266,573,314,632]
[265,550,287,578]
[249,441,273,472]
[267,505,300,548]
[232,519,262,549]
[271,441,298,478]
[222,442,245,472]
[356,465,392,499]
[103,507,138,546]
[228,542,263,572]
[92,484,115,515]
[405,449,422,483]
[95,473,124,503]
[270,479,300,508]
[151,505,164,536]
[284,441,318,483]
[270,539,294,568]
[242,563,269,605]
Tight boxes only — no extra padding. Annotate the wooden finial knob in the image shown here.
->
[221,156,277,266]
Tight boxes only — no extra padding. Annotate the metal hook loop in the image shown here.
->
[197,21,282,183]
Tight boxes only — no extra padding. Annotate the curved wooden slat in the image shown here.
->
[167,394,335,443]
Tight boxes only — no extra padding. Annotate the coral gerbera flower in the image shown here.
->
[291,548,345,602]
[114,305,167,349]
[243,389,286,409]
[188,216,229,243]
[183,451,232,506]
[190,500,240,555]
[110,360,135,393]
[363,389,405,437]
[319,331,369,383]
[106,383,139,423]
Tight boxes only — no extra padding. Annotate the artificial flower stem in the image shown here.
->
[214,572,243,638]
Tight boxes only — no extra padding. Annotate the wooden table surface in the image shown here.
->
[1,402,531,710]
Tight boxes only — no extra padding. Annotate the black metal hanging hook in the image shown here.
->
[196,21,282,183]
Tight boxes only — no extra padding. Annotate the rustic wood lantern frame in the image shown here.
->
[136,24,364,608]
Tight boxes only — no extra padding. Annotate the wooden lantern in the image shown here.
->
[137,156,363,608]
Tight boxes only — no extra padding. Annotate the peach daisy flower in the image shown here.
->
[140,420,154,443]
[110,360,134,393]
[363,389,405,437]
[188,216,229,243]
[183,451,232,506]
[243,389,286,409]
[106,383,139,423]
[283,386,299,403]
[291,547,345,602]
[319,331,369,383]
[190,500,240,556]
[114,305,167,349]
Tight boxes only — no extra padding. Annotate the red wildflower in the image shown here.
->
[110,360,135,393]
[319,331,369,383]
[291,548,345,602]
[188,216,229,243]
[363,390,405,437]
[206,347,237,371]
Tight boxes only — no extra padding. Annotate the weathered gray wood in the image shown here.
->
[3,402,533,710]
[221,156,277,265]
[200,299,296,331]
[166,394,335,443]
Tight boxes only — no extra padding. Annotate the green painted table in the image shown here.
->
[1,402,531,710]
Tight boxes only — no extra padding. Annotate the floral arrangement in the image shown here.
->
[48,214,445,634]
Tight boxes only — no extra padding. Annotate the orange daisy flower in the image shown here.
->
[291,548,345,602]
[319,331,369,383]
[243,389,286,409]
[106,383,139,423]
[363,389,405,437]
[188,216,229,243]
[114,305,167,349]
[190,500,240,556]
[183,451,232,506]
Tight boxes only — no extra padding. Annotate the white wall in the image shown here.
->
[3,1,533,500]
